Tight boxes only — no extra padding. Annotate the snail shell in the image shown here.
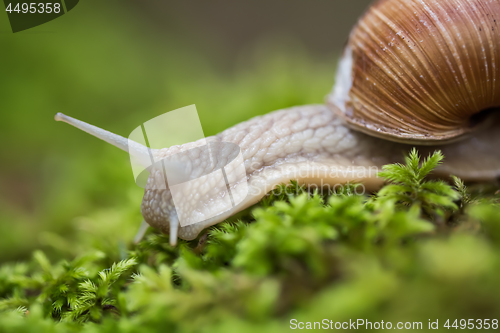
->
[329,0,500,144]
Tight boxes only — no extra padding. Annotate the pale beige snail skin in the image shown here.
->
[55,0,500,245]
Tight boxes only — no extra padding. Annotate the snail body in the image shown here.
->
[56,0,500,245]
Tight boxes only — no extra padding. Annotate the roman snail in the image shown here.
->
[56,0,500,246]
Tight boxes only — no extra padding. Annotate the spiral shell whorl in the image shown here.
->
[329,0,500,143]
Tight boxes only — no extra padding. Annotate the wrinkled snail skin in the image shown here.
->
[55,0,500,245]
[142,104,397,241]
[141,104,500,242]
[329,0,500,143]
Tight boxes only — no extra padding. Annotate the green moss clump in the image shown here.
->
[1,150,500,332]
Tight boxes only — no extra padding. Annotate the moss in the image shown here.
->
[1,150,500,332]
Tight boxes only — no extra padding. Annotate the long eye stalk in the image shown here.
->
[55,113,152,167]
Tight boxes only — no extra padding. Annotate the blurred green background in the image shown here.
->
[0,0,372,261]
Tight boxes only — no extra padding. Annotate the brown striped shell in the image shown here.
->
[328,0,500,144]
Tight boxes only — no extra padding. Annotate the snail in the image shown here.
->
[56,0,500,246]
